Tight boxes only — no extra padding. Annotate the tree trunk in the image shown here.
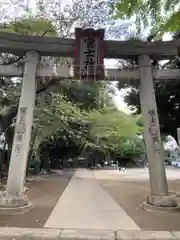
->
[105,151,111,164]
[42,147,50,172]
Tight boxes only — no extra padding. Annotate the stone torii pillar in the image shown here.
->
[0,51,40,212]
[138,55,177,208]
[177,128,180,147]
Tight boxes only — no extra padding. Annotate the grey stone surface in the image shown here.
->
[0,227,31,239]
[176,192,180,197]
[6,51,40,199]
[23,228,62,240]
[0,194,29,207]
[0,227,62,239]
[142,201,180,214]
[147,195,177,207]
[0,31,177,59]
[3,186,28,193]
[0,201,32,215]
[116,230,176,240]
[172,232,180,239]
[0,228,179,240]
[60,229,114,240]
[138,54,168,197]
[45,169,140,230]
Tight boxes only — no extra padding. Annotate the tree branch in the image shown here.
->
[0,76,67,131]
[1,56,24,66]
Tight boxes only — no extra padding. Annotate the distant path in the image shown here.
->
[44,169,140,230]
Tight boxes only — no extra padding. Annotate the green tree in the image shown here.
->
[31,92,88,169]
[58,81,113,111]
[0,0,118,160]
[0,0,140,171]
[35,90,144,163]
[0,0,126,135]
[111,0,180,34]
[115,137,145,159]
[117,32,180,141]
[0,17,57,36]
[0,17,59,160]
[86,107,142,151]
[34,93,87,149]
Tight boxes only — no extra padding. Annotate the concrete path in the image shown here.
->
[44,169,140,230]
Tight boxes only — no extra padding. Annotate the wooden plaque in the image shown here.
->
[74,28,105,80]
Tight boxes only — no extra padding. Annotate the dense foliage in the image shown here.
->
[117,32,180,141]
[0,1,146,172]
[111,0,180,34]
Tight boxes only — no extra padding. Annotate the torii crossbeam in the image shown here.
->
[0,64,180,81]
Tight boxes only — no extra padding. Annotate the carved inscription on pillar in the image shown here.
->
[14,107,27,155]
[148,108,160,156]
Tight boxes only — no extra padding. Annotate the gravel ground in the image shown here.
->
[100,179,180,231]
[1,168,180,231]
[0,171,73,228]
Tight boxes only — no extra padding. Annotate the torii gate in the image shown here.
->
[0,29,180,214]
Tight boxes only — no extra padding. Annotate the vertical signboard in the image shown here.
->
[74,28,105,80]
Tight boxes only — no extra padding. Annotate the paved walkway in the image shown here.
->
[44,169,140,230]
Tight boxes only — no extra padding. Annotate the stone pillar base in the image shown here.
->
[0,192,32,215]
[141,195,180,213]
[147,195,177,207]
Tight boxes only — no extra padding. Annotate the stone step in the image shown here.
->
[0,228,179,240]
